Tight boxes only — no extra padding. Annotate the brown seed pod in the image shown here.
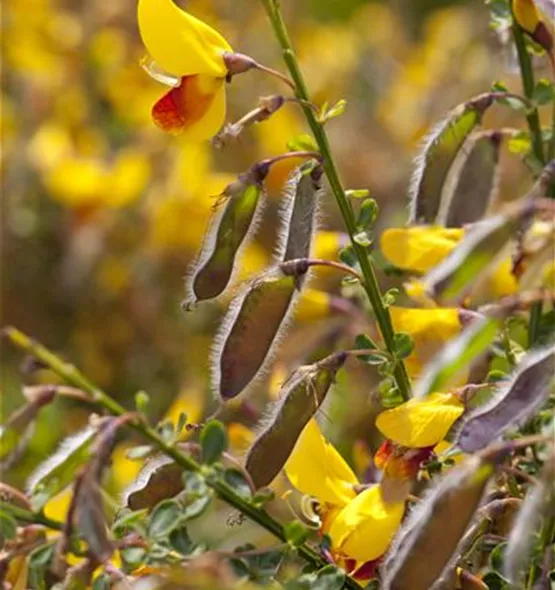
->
[409,94,495,224]
[456,345,555,453]
[212,265,308,400]
[245,352,347,489]
[383,456,495,590]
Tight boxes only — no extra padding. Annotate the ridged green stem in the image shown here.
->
[260,0,411,401]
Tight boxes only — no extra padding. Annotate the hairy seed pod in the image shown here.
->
[409,93,495,224]
[26,426,97,510]
[213,265,308,400]
[124,455,184,510]
[245,352,347,488]
[456,345,555,452]
[185,162,269,305]
[278,161,323,263]
[383,456,495,590]
[437,130,502,228]
[504,455,555,585]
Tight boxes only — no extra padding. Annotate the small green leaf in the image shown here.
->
[252,488,275,507]
[134,390,150,415]
[28,543,55,590]
[354,334,388,365]
[345,188,370,199]
[357,198,379,229]
[284,520,309,547]
[490,542,507,573]
[121,546,147,568]
[223,468,252,499]
[382,288,399,307]
[338,246,358,268]
[286,133,318,152]
[532,79,554,106]
[353,230,372,247]
[394,332,414,360]
[312,565,346,590]
[169,525,193,555]
[482,571,510,589]
[317,99,347,124]
[112,509,148,534]
[0,510,17,541]
[200,420,227,464]
[181,495,212,521]
[147,499,180,538]
[92,574,111,590]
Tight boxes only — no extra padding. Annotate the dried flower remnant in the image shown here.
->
[513,0,554,58]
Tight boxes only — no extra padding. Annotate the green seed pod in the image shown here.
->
[213,265,308,400]
[437,130,502,228]
[409,94,495,224]
[185,162,269,305]
[383,456,495,590]
[457,345,555,453]
[245,352,347,489]
[278,161,323,263]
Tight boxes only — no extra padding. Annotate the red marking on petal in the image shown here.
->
[152,75,216,134]
[375,440,434,479]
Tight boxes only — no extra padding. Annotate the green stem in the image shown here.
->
[3,327,362,590]
[511,23,545,165]
[1,502,64,531]
[260,0,410,401]
[511,20,546,347]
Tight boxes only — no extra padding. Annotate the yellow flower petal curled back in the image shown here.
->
[376,392,464,448]
[284,419,358,507]
[137,0,231,78]
[328,485,405,562]
[380,226,464,273]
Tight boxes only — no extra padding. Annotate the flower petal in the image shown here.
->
[329,485,405,562]
[380,226,464,274]
[389,307,462,378]
[138,0,231,77]
[376,392,464,448]
[152,75,226,139]
[284,419,358,506]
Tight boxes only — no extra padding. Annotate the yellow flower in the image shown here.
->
[284,420,404,573]
[381,226,464,273]
[389,307,462,378]
[380,226,518,302]
[137,0,231,138]
[376,392,464,448]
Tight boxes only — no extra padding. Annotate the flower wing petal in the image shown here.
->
[284,419,358,506]
[329,485,405,562]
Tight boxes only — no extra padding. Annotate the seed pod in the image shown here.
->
[185,162,269,305]
[245,352,347,489]
[26,426,97,510]
[409,94,495,224]
[213,265,307,400]
[456,345,555,453]
[277,161,323,263]
[383,456,495,590]
[124,455,184,510]
[437,130,502,228]
[504,455,555,585]
[421,200,534,305]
